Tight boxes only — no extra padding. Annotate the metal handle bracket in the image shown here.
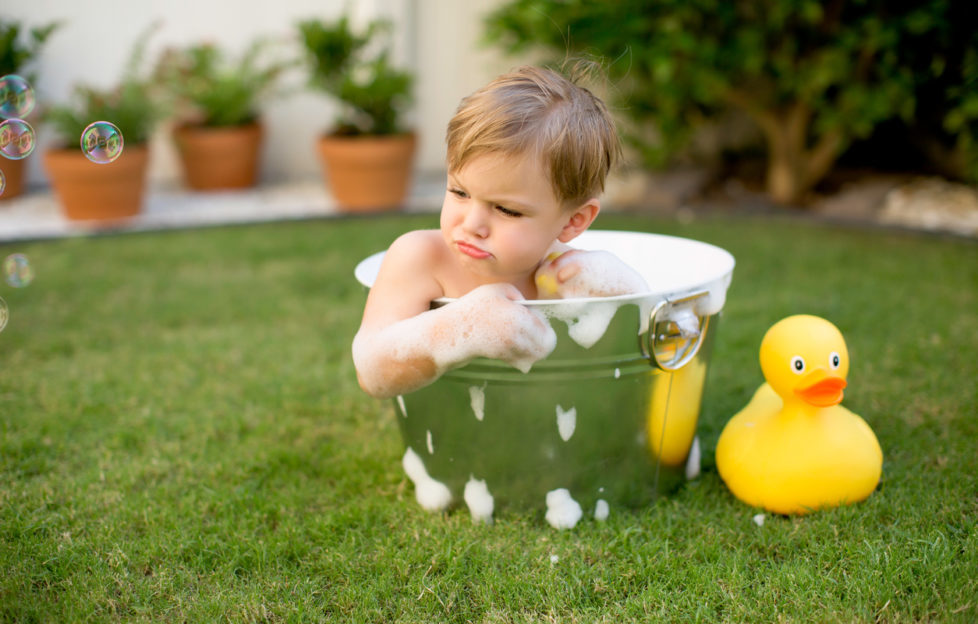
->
[642,290,710,371]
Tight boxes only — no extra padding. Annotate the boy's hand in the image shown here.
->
[449,283,557,372]
[534,250,649,299]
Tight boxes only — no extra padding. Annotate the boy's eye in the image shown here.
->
[495,205,522,217]
[448,187,468,199]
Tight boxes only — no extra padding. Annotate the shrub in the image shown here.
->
[297,14,413,136]
[154,39,294,128]
[486,0,971,204]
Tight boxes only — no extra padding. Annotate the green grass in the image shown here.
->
[1,214,976,622]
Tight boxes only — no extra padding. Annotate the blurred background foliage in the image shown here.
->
[485,0,978,205]
[0,19,60,81]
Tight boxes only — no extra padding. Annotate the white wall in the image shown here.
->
[5,0,514,190]
[413,0,513,174]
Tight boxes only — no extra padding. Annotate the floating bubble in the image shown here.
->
[0,118,36,160]
[0,74,36,120]
[3,253,34,288]
[0,168,5,195]
[0,296,7,333]
[81,121,124,164]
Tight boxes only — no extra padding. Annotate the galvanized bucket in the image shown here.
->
[355,230,735,523]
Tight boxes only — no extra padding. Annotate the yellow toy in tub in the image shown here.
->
[648,357,707,467]
[716,315,882,514]
[534,251,565,298]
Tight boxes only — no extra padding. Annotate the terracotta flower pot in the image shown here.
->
[174,122,263,191]
[0,156,28,201]
[44,146,149,221]
[316,133,416,212]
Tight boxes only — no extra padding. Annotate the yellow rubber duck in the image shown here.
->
[715,315,882,515]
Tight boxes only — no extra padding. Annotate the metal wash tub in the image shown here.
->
[355,230,735,522]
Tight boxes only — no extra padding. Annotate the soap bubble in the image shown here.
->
[3,253,34,288]
[0,118,36,160]
[0,297,7,333]
[0,169,5,195]
[0,75,36,119]
[81,121,124,164]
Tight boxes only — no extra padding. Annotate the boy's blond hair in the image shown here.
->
[446,65,622,208]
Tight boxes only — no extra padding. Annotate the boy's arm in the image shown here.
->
[353,232,557,398]
[534,249,649,299]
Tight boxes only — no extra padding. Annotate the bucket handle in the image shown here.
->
[642,290,710,371]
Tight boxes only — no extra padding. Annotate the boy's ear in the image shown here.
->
[557,199,601,242]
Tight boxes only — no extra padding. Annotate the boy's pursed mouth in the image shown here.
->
[457,241,491,259]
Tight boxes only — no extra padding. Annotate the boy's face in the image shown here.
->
[441,152,577,287]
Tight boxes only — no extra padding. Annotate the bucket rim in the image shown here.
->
[354,229,735,306]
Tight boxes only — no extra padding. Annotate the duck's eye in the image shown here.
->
[790,356,806,374]
[829,352,841,369]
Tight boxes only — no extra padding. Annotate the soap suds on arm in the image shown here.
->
[353,283,557,398]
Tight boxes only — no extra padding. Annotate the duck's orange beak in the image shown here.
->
[794,370,847,407]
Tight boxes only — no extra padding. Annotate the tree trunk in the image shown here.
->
[761,103,809,205]
[765,131,805,205]
[722,89,847,206]
[759,104,845,206]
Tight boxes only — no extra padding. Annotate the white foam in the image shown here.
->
[402,447,451,512]
[671,308,701,338]
[463,476,494,524]
[469,384,486,421]
[549,300,621,349]
[545,488,583,530]
[614,368,621,379]
[536,249,649,299]
[753,513,766,527]
[567,231,735,305]
[532,249,652,349]
[685,436,701,480]
[556,405,577,441]
[546,296,658,350]
[396,395,407,417]
[430,284,557,374]
[426,430,434,454]
[594,499,610,522]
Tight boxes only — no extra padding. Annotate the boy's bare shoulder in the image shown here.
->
[364,230,447,322]
[385,229,448,267]
[389,229,442,252]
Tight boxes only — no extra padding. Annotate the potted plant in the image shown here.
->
[0,19,59,201]
[43,25,163,221]
[155,39,293,190]
[298,14,415,211]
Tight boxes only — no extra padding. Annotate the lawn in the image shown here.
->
[1,213,976,623]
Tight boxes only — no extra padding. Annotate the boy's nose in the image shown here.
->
[462,205,490,237]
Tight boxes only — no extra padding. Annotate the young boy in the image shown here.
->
[353,65,648,399]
